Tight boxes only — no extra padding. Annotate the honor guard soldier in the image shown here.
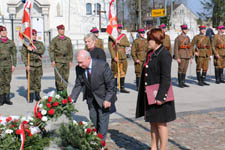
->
[174,24,192,88]
[212,25,225,84]
[20,29,45,102]
[49,24,73,97]
[0,26,17,106]
[159,24,172,55]
[108,24,130,93]
[191,25,212,86]
[90,27,104,50]
[131,28,148,90]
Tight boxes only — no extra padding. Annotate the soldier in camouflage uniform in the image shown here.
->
[191,25,212,86]
[212,25,225,84]
[159,24,172,55]
[174,24,192,88]
[131,28,148,90]
[0,26,17,106]
[49,24,73,97]
[90,27,104,50]
[20,29,45,102]
[108,24,130,93]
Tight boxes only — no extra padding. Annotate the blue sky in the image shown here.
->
[186,0,204,16]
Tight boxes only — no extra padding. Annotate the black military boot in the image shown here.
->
[0,94,4,106]
[215,68,220,84]
[197,72,204,86]
[120,77,130,93]
[35,92,41,101]
[219,69,225,83]
[29,93,34,103]
[136,77,140,91]
[4,93,13,105]
[202,72,210,86]
[182,73,190,87]
[178,73,184,88]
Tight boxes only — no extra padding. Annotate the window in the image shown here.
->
[86,3,92,15]
[94,3,101,15]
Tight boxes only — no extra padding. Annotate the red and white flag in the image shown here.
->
[19,0,36,50]
[106,0,118,39]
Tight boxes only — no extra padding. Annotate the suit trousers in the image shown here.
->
[88,99,110,141]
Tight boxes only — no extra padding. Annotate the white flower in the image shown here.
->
[73,120,78,125]
[5,129,13,134]
[42,96,48,100]
[41,116,48,122]
[39,104,43,108]
[84,129,87,133]
[41,110,47,115]
[29,122,34,126]
[55,94,60,99]
[82,121,88,127]
[93,132,97,136]
[90,141,97,145]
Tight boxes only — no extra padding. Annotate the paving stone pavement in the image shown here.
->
[1,58,225,150]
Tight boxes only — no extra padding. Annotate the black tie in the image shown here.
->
[87,68,91,83]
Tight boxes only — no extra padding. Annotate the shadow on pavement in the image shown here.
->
[10,92,15,99]
[108,129,150,150]
[71,114,89,122]
[16,86,27,100]
[125,83,136,91]
[114,112,190,150]
[43,87,56,94]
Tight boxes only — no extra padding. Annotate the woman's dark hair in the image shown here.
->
[147,28,165,45]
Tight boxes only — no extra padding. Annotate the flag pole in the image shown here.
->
[115,44,120,91]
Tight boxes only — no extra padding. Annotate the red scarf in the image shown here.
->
[1,37,8,43]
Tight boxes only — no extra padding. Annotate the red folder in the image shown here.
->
[145,83,174,105]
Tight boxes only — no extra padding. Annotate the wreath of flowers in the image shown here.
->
[58,120,107,150]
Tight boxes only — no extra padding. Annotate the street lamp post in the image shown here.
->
[9,14,15,41]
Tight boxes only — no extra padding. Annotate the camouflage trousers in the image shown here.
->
[26,66,43,93]
[0,67,12,95]
[111,59,127,78]
[178,58,190,74]
[55,62,70,91]
[214,56,225,69]
[134,61,144,77]
[195,57,209,72]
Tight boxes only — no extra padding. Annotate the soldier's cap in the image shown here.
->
[138,28,145,33]
[159,24,166,29]
[199,25,206,30]
[90,27,99,33]
[0,26,7,32]
[32,29,37,35]
[117,24,123,29]
[217,25,225,30]
[57,24,65,30]
[180,24,188,30]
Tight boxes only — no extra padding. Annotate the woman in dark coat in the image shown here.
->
[135,28,176,150]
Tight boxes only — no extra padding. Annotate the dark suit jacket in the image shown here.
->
[70,59,117,112]
[89,47,106,61]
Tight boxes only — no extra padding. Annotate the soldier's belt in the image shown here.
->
[217,45,225,49]
[197,46,209,49]
[180,45,191,49]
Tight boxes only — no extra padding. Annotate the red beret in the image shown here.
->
[181,24,188,30]
[137,28,145,33]
[32,29,37,35]
[217,25,225,30]
[159,24,166,29]
[199,25,206,29]
[117,24,123,29]
[0,26,7,32]
[90,28,99,33]
[57,24,65,30]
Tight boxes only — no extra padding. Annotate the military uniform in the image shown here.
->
[212,25,225,83]
[131,34,148,89]
[191,31,212,86]
[163,34,172,55]
[108,26,130,93]
[174,27,192,87]
[0,27,17,105]
[20,40,45,101]
[49,34,73,94]
[96,38,104,50]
